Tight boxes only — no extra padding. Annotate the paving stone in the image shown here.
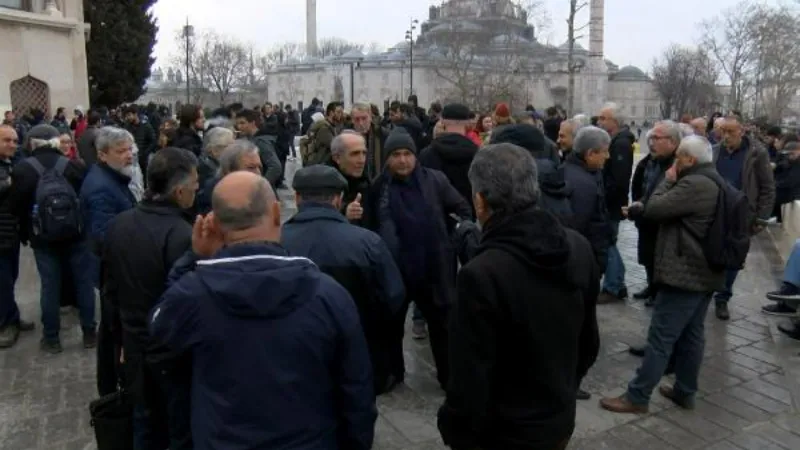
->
[659,407,733,442]
[728,432,788,449]
[740,378,793,405]
[704,392,774,423]
[606,422,678,449]
[724,386,793,415]
[634,416,706,449]
[691,399,757,432]
[750,422,800,448]
[721,351,780,375]
[734,345,783,366]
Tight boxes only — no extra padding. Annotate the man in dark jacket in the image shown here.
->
[104,147,197,449]
[601,135,723,414]
[563,126,612,272]
[0,125,34,348]
[171,104,205,156]
[419,103,479,212]
[77,110,102,166]
[363,130,472,390]
[390,102,426,152]
[282,165,405,394]
[124,104,157,176]
[235,109,283,187]
[711,115,775,320]
[198,127,234,191]
[329,131,371,225]
[491,124,574,226]
[597,103,635,303]
[12,124,96,353]
[439,143,600,450]
[349,103,389,179]
[149,171,376,450]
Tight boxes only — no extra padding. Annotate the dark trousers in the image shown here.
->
[390,283,450,388]
[96,265,120,397]
[0,243,20,328]
[132,361,192,450]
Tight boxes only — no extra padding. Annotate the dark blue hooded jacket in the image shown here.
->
[149,242,377,450]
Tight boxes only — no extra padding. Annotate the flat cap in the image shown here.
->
[441,103,471,121]
[292,164,347,193]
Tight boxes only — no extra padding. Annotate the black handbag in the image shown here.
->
[89,386,134,450]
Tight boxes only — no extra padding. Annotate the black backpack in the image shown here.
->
[27,157,83,242]
[694,172,750,271]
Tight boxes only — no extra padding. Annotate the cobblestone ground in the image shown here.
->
[2,157,800,449]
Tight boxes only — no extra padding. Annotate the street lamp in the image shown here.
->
[182,18,194,105]
[405,18,418,96]
[349,59,363,106]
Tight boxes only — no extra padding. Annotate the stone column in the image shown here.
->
[588,0,604,59]
[306,0,317,57]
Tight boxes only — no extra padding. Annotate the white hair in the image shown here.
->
[330,130,365,157]
[571,114,591,128]
[30,137,61,150]
[677,135,713,164]
[601,102,626,125]
[563,118,587,137]
[678,123,695,138]
[573,126,611,157]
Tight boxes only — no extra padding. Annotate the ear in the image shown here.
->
[271,201,281,227]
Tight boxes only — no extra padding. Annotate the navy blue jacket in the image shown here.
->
[149,242,377,450]
[562,154,611,272]
[79,163,136,251]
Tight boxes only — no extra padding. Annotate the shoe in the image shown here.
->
[599,395,648,414]
[17,320,34,332]
[411,322,427,340]
[576,388,591,400]
[761,302,797,316]
[766,283,800,302]
[40,339,63,354]
[715,302,730,321]
[597,290,625,304]
[778,320,800,341]
[658,385,695,410]
[0,324,20,348]
[633,287,652,300]
[628,345,646,357]
[83,328,97,349]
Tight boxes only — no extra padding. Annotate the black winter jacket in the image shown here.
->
[0,159,17,251]
[439,208,600,450]
[418,133,479,213]
[125,121,157,174]
[603,128,636,220]
[171,127,203,156]
[103,200,193,401]
[563,153,611,271]
[77,125,100,166]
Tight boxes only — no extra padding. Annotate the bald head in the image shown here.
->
[212,171,276,232]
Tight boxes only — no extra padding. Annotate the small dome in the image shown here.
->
[386,51,407,62]
[364,52,384,61]
[614,65,648,80]
[557,41,587,53]
[340,49,365,60]
[302,56,321,63]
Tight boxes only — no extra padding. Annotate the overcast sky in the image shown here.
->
[151,0,745,72]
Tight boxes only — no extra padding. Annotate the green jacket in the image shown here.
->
[306,120,336,166]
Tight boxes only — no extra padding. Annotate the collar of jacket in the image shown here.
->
[214,240,289,260]
[677,161,715,179]
[97,162,132,184]
[565,151,597,172]
[137,199,192,222]
[293,202,347,222]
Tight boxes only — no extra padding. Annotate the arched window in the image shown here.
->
[10,75,50,117]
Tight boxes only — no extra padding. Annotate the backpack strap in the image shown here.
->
[54,157,69,175]
[26,157,45,176]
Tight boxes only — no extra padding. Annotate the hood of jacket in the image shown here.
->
[536,158,572,199]
[428,133,479,164]
[477,208,586,289]
[194,242,320,319]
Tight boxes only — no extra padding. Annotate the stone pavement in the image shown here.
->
[2,158,800,449]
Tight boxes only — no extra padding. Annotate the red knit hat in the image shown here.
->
[494,103,510,119]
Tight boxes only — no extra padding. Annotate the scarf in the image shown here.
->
[388,169,439,284]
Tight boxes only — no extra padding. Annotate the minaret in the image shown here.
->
[306,0,318,57]
[588,0,604,60]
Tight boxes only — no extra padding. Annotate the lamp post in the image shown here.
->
[349,59,363,106]
[182,18,194,105]
[405,19,418,96]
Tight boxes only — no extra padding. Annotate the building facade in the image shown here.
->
[142,0,661,124]
[0,0,90,116]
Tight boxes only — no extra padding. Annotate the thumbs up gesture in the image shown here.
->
[346,193,363,221]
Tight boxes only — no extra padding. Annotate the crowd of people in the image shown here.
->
[0,94,794,449]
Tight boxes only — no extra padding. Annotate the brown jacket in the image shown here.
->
[644,163,725,293]
[712,136,775,230]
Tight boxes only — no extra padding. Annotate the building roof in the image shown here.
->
[613,65,648,80]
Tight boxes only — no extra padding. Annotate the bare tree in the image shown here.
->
[193,32,249,105]
[170,28,210,105]
[317,38,364,58]
[651,45,719,119]
[749,5,800,121]
[565,0,589,116]
[699,0,760,112]
[520,0,553,43]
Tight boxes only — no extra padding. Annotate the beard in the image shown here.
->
[108,161,135,178]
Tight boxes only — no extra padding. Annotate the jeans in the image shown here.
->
[627,287,712,404]
[783,239,800,286]
[33,241,97,341]
[132,362,192,450]
[712,269,739,304]
[0,243,21,328]
[602,221,626,296]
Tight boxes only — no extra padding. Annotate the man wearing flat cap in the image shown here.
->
[363,129,472,391]
[281,165,406,394]
[419,103,479,212]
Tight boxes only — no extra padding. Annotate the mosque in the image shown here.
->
[142,0,661,123]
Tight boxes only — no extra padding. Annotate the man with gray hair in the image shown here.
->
[601,135,723,414]
[199,126,235,188]
[557,117,585,161]
[597,103,636,303]
[330,130,370,224]
[349,103,388,179]
[11,124,96,353]
[195,139,262,215]
[563,126,613,273]
[439,143,600,450]
[150,171,377,450]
